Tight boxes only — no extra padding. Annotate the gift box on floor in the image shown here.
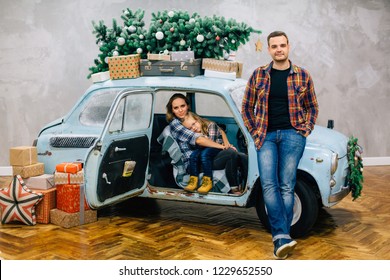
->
[91,71,110,83]
[170,51,195,61]
[140,59,202,77]
[9,146,38,166]
[202,58,243,78]
[147,52,171,61]
[12,162,45,178]
[56,184,90,213]
[50,208,97,228]
[24,174,54,190]
[54,170,84,185]
[108,54,140,80]
[31,187,56,224]
[55,162,83,174]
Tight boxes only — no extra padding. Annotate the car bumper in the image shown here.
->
[328,185,351,203]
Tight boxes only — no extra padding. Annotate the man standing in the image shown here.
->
[241,31,319,259]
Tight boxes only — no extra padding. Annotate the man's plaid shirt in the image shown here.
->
[241,61,319,150]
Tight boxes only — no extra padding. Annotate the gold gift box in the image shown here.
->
[54,170,84,185]
[108,54,140,80]
[9,146,38,166]
[50,208,97,228]
[202,58,243,78]
[12,162,45,178]
[147,53,171,61]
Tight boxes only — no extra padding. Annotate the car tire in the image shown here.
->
[255,178,319,238]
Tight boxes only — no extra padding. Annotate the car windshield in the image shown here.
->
[79,89,121,127]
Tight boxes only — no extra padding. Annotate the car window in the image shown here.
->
[109,92,153,133]
[79,89,120,127]
[195,92,233,117]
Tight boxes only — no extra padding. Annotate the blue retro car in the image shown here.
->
[35,75,357,237]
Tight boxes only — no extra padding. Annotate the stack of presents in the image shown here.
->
[0,146,97,228]
[91,50,243,82]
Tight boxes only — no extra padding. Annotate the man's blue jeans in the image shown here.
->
[257,129,306,241]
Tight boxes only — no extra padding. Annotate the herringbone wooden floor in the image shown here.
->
[0,166,389,260]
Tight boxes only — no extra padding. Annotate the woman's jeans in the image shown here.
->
[257,129,306,241]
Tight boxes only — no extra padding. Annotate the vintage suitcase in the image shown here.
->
[140,59,203,77]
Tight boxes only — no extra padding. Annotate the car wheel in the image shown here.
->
[255,178,319,238]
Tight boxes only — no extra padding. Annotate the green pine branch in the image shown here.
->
[88,9,262,78]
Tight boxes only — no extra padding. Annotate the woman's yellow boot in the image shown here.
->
[197,176,213,194]
[184,176,199,192]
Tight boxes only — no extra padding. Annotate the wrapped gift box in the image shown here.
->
[140,59,202,77]
[202,58,243,78]
[108,54,140,80]
[9,146,38,166]
[204,69,237,80]
[54,170,84,185]
[56,184,90,213]
[170,51,195,61]
[24,174,54,190]
[55,162,83,174]
[31,187,56,224]
[147,53,171,61]
[50,208,97,228]
[91,71,110,83]
[12,162,45,178]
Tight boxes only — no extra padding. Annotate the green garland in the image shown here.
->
[347,136,364,200]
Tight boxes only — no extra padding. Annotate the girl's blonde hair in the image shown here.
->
[187,111,210,135]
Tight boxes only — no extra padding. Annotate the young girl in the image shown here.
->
[166,93,246,194]
[182,112,234,194]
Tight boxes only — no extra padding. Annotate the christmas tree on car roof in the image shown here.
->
[88,8,261,78]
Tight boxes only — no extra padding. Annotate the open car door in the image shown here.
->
[84,89,154,209]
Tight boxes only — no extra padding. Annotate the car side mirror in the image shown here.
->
[327,120,334,129]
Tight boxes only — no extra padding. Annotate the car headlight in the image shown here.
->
[330,152,338,175]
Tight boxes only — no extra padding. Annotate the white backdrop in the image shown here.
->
[1,0,389,165]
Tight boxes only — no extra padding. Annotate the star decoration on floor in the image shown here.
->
[0,175,43,225]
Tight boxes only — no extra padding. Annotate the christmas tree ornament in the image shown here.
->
[113,50,119,56]
[196,34,204,42]
[98,41,104,47]
[139,34,144,39]
[189,18,195,24]
[128,25,136,33]
[168,11,175,18]
[156,31,164,40]
[215,35,220,41]
[170,27,175,32]
[223,50,229,60]
[137,48,143,54]
[163,49,169,55]
[231,39,236,44]
[117,37,125,46]
[104,57,109,63]
[180,39,186,46]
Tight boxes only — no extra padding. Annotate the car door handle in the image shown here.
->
[102,173,112,184]
[114,147,126,152]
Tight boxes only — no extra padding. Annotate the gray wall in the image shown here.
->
[1,0,389,165]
